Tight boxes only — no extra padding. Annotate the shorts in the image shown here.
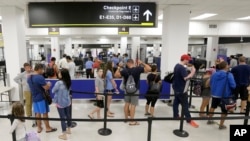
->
[211,97,227,113]
[124,90,139,106]
[104,89,115,95]
[33,100,50,114]
[233,85,248,100]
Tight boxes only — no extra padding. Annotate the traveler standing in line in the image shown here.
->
[93,57,102,78]
[9,102,26,141]
[14,63,33,117]
[207,61,236,129]
[144,64,161,117]
[114,59,151,125]
[229,55,238,69]
[47,57,59,79]
[103,61,119,117]
[172,54,199,128]
[59,54,68,69]
[66,56,76,79]
[231,56,250,113]
[52,69,72,140]
[27,64,57,133]
[85,57,94,78]
[88,68,105,119]
[199,68,215,117]
[111,54,120,72]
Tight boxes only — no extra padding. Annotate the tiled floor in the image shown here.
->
[0,94,248,141]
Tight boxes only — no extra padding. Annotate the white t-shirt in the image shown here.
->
[68,61,76,79]
[59,58,68,69]
[9,119,26,140]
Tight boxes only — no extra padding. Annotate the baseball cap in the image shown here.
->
[181,54,191,61]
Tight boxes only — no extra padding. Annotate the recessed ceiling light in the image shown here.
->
[191,13,217,20]
[237,16,250,20]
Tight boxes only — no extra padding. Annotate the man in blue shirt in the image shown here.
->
[231,56,250,113]
[172,54,198,128]
[85,57,94,78]
[27,64,57,133]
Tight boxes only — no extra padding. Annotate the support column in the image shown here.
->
[120,37,127,56]
[33,44,39,60]
[206,37,219,68]
[64,38,72,57]
[131,37,140,61]
[113,43,119,54]
[50,37,60,63]
[1,7,27,101]
[161,5,190,77]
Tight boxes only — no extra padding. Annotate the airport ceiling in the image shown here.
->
[0,0,250,21]
[1,0,250,40]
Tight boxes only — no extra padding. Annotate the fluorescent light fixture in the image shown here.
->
[191,13,217,20]
[237,16,250,20]
[0,16,2,21]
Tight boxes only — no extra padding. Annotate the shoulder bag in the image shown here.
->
[31,75,52,105]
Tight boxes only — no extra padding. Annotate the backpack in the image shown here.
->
[193,79,203,96]
[26,130,41,141]
[45,64,55,77]
[125,70,137,94]
[149,74,161,93]
[164,72,174,83]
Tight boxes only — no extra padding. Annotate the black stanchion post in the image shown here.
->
[188,80,195,108]
[173,106,189,137]
[98,93,112,136]
[3,71,6,86]
[147,117,153,141]
[70,90,77,128]
[243,101,250,125]
[206,104,209,116]
[8,114,16,141]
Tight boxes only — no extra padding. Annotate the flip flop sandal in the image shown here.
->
[129,122,140,126]
[88,114,94,119]
[37,128,43,133]
[46,128,57,133]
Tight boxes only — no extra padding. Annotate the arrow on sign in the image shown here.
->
[143,10,152,21]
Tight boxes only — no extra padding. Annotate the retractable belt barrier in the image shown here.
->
[0,90,249,141]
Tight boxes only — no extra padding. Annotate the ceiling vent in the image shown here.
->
[209,24,217,28]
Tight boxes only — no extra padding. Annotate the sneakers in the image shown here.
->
[58,134,67,140]
[66,128,71,134]
[219,125,227,130]
[188,120,199,128]
[207,120,215,125]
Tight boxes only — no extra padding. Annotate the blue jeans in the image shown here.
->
[173,92,191,122]
[57,106,72,132]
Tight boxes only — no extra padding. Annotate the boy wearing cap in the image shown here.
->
[172,54,199,128]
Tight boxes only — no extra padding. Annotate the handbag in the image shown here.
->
[43,90,52,105]
[149,74,161,93]
[220,72,236,111]
[164,72,174,83]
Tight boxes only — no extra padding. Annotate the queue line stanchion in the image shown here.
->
[147,117,153,141]
[70,90,77,128]
[173,106,189,137]
[8,114,16,141]
[188,79,195,109]
[98,92,112,136]
[243,94,250,125]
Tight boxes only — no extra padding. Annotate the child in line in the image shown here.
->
[9,102,26,141]
[88,68,105,119]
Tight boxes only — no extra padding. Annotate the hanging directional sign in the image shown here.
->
[28,2,157,28]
